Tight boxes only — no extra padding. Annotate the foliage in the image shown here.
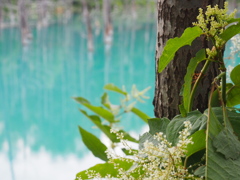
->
[75,2,240,180]
[73,84,150,161]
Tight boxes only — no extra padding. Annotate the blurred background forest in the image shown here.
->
[0,0,156,46]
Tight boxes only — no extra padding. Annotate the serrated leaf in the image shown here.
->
[131,107,150,123]
[230,64,240,85]
[148,118,170,135]
[212,107,240,139]
[79,109,120,142]
[158,26,203,72]
[205,107,240,180]
[75,159,133,179]
[78,126,108,161]
[186,130,206,157]
[213,128,240,160]
[74,97,115,123]
[104,83,127,95]
[183,49,206,112]
[220,23,240,42]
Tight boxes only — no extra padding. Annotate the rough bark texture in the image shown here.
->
[154,0,225,119]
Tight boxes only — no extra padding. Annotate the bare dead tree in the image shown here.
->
[37,0,49,29]
[82,0,94,51]
[103,0,113,46]
[18,0,32,44]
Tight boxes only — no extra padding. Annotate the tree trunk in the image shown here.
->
[18,0,32,44]
[0,6,2,28]
[37,0,48,29]
[103,0,113,44]
[82,0,93,51]
[153,0,225,119]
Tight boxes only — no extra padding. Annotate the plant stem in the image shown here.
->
[220,69,226,105]
[188,60,211,112]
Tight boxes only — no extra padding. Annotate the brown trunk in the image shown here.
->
[153,0,225,119]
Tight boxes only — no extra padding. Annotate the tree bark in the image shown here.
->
[153,0,225,119]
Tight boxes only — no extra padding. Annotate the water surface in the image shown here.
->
[0,16,156,180]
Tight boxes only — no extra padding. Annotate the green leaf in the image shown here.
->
[74,97,115,123]
[226,85,240,107]
[104,83,127,95]
[148,118,170,135]
[131,107,150,123]
[118,129,139,143]
[230,64,240,85]
[79,110,120,143]
[139,132,159,150]
[194,165,205,177]
[122,148,138,156]
[186,130,206,157]
[166,111,207,145]
[227,18,240,24]
[211,89,221,107]
[101,92,111,109]
[213,128,240,160]
[75,159,133,179]
[179,104,187,117]
[205,107,240,180]
[212,107,240,139]
[78,126,108,161]
[80,110,138,143]
[183,49,206,112]
[220,23,240,42]
[158,26,203,73]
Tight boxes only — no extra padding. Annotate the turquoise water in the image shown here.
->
[0,17,156,180]
[1,15,240,180]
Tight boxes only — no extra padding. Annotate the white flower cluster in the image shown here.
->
[230,34,240,57]
[135,121,196,180]
[81,121,203,180]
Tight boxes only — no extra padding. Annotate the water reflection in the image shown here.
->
[0,138,103,180]
[0,16,156,180]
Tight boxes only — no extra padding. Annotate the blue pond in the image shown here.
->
[0,17,156,180]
